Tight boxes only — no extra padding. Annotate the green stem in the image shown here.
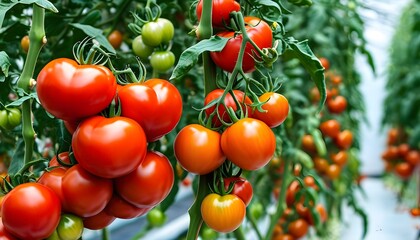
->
[246,211,263,240]
[264,156,292,240]
[186,173,212,240]
[16,4,46,165]
[102,227,110,240]
[233,225,247,240]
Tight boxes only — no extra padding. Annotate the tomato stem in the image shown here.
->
[101,227,110,240]
[233,225,247,240]
[16,4,46,166]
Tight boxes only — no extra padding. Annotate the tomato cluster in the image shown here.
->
[0,57,182,238]
[132,18,175,73]
[382,128,420,180]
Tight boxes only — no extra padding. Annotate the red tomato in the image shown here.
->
[334,130,353,149]
[201,193,246,233]
[104,194,151,219]
[288,218,309,238]
[83,210,116,230]
[0,218,16,240]
[394,162,414,180]
[204,89,253,127]
[72,115,147,178]
[196,0,240,28]
[115,151,174,208]
[221,118,276,170]
[1,183,61,240]
[301,134,317,153]
[319,57,330,70]
[327,95,347,114]
[174,124,225,175]
[405,150,420,166]
[63,120,79,135]
[37,167,69,211]
[119,79,182,142]
[36,58,117,121]
[319,119,341,139]
[61,165,113,217]
[48,151,72,169]
[330,151,348,166]
[223,176,253,206]
[253,92,289,128]
[210,17,273,73]
[326,164,341,180]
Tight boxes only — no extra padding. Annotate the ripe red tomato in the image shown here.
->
[394,162,414,179]
[48,151,72,169]
[326,164,341,180]
[83,210,116,230]
[313,156,328,173]
[334,130,353,149]
[253,92,289,128]
[204,89,253,127]
[319,119,341,139]
[397,143,410,157]
[201,193,246,233]
[301,134,317,153]
[174,124,225,175]
[115,151,174,208]
[327,95,347,114]
[36,58,117,121]
[405,150,420,166]
[0,218,16,240]
[221,118,276,170]
[61,165,113,217]
[1,183,61,240]
[210,17,273,73]
[319,57,330,70]
[119,79,182,142]
[330,150,348,166]
[72,115,147,178]
[104,194,151,219]
[223,176,253,206]
[196,0,240,28]
[288,218,309,238]
[108,30,123,49]
[37,167,69,211]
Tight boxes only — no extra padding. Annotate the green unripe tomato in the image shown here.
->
[57,213,84,240]
[142,21,163,47]
[157,18,174,43]
[46,229,60,240]
[0,110,8,129]
[150,51,175,73]
[201,225,218,240]
[147,208,166,227]
[132,35,154,60]
[250,201,264,220]
[0,108,21,130]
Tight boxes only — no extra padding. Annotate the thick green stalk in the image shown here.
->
[264,157,292,240]
[186,0,214,239]
[16,5,46,165]
[233,226,247,240]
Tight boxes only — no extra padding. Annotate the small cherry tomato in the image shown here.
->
[147,208,166,227]
[319,119,341,139]
[150,51,176,73]
[223,176,253,206]
[132,35,154,60]
[108,30,123,49]
[56,213,84,240]
[253,92,289,128]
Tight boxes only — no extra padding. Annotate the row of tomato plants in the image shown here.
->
[0,0,371,239]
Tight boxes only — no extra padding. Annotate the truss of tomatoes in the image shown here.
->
[0,58,182,239]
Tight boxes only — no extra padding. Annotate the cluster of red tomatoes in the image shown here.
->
[131,17,176,73]
[382,128,420,180]
[0,57,183,239]
[272,176,328,240]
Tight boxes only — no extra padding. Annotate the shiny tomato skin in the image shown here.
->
[174,124,225,175]
[104,194,151,219]
[196,0,240,28]
[115,151,174,208]
[394,162,414,179]
[223,177,253,206]
[72,115,147,179]
[83,210,116,230]
[201,193,246,233]
[48,151,72,169]
[204,89,253,127]
[0,218,16,240]
[1,183,61,240]
[221,118,276,170]
[61,165,113,217]
[319,119,341,139]
[36,58,117,121]
[334,130,353,150]
[141,79,183,142]
[327,95,347,114]
[288,218,309,238]
[37,167,69,212]
[108,30,123,49]
[210,17,273,73]
[330,150,348,166]
[253,92,289,128]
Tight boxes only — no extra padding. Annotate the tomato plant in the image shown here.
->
[253,92,289,128]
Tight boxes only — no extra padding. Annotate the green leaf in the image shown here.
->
[285,38,326,111]
[70,23,116,54]
[5,92,38,107]
[8,140,25,176]
[0,51,10,82]
[170,36,228,81]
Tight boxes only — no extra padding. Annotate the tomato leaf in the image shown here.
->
[0,0,58,28]
[285,38,326,111]
[247,0,281,24]
[70,23,116,54]
[170,36,228,81]
[0,51,10,82]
